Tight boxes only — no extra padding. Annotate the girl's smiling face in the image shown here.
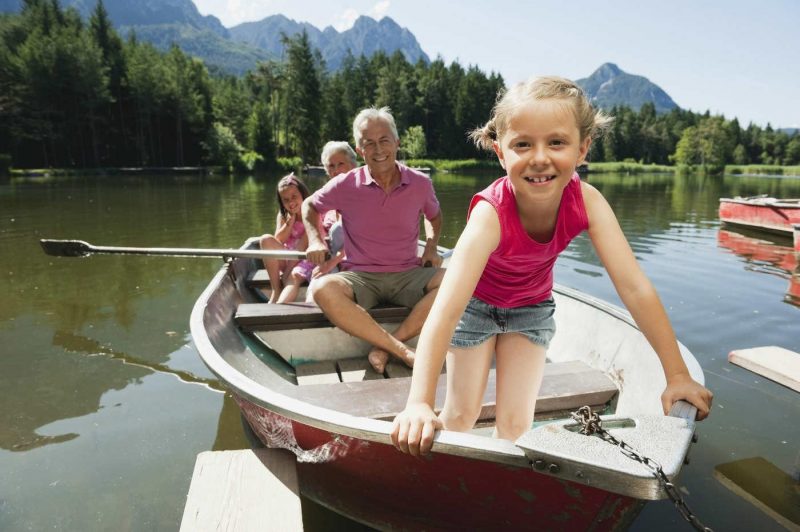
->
[493,98,590,202]
[278,184,303,216]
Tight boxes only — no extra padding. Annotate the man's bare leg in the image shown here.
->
[313,276,416,371]
[367,269,445,372]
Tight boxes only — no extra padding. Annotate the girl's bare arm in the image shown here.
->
[392,201,501,455]
[274,212,294,243]
[583,183,712,419]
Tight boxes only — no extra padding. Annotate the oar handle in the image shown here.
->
[668,400,697,422]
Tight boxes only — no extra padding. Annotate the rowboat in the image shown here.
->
[189,238,705,531]
[718,196,800,251]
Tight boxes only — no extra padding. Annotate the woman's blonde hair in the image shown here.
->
[470,76,614,150]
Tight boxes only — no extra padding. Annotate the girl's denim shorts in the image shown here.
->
[450,296,556,349]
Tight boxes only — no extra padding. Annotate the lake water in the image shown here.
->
[1,171,798,531]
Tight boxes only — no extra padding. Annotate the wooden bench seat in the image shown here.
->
[294,359,618,422]
[235,302,411,332]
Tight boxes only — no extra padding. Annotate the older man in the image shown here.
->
[303,107,443,373]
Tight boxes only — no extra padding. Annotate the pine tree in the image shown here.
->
[282,30,321,163]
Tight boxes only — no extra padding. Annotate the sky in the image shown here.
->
[192,0,800,129]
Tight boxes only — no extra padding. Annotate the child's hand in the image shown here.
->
[311,251,344,279]
[661,373,713,420]
[391,402,442,457]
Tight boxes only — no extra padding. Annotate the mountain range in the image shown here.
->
[0,0,428,74]
[1,0,678,114]
[229,14,429,71]
[576,63,678,113]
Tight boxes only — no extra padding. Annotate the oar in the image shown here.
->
[40,239,311,260]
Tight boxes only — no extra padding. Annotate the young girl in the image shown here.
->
[391,76,713,456]
[260,174,315,303]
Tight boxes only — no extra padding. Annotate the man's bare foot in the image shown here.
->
[368,348,390,374]
[368,346,416,373]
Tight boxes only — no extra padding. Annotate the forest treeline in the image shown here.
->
[1,0,799,173]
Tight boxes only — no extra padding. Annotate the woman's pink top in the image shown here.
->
[468,174,588,308]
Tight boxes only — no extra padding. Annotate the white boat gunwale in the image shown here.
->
[719,196,800,208]
[190,239,703,500]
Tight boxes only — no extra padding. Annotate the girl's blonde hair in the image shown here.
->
[470,76,614,150]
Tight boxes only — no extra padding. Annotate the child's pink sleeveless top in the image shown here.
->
[284,218,306,251]
[468,174,588,308]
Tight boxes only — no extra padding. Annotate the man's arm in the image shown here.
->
[420,210,442,267]
[302,197,328,265]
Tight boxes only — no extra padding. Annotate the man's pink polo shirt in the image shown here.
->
[309,163,440,272]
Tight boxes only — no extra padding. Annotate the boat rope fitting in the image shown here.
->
[223,256,238,283]
[570,406,713,532]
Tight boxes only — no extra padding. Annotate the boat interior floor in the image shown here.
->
[236,282,620,424]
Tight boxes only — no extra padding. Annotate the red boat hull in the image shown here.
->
[237,398,643,531]
[719,198,800,241]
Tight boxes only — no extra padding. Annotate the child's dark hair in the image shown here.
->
[470,76,614,150]
[275,173,310,218]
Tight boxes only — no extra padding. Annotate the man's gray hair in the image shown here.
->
[352,107,399,147]
[320,141,357,166]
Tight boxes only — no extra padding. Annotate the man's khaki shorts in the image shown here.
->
[333,267,439,309]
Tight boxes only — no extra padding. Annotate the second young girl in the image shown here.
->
[260,174,315,303]
[392,76,713,456]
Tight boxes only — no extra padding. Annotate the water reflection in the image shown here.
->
[0,327,222,453]
[717,227,800,307]
[713,456,800,529]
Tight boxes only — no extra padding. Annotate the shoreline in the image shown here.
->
[5,162,800,180]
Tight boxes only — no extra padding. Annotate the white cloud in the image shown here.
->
[371,0,391,19]
[334,8,360,31]
[231,0,278,26]
[193,0,277,27]
[332,0,389,30]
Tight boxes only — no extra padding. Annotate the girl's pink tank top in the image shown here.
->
[468,174,588,308]
[284,218,306,251]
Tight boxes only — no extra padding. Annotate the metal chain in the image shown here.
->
[570,406,713,532]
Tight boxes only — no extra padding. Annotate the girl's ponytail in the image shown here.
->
[469,118,497,151]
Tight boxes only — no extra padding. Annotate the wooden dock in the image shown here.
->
[728,346,800,393]
[181,448,303,531]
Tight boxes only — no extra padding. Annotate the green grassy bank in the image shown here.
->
[724,165,800,177]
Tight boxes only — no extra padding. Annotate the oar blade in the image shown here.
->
[40,239,93,257]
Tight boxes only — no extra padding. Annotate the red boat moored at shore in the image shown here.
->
[719,196,800,252]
